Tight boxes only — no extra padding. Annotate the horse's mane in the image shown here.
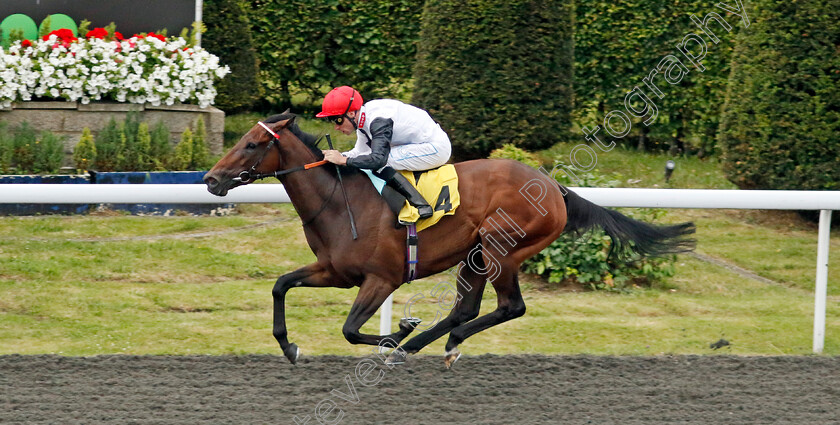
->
[264,112,323,159]
[264,112,362,179]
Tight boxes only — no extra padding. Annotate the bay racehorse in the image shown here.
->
[203,112,695,366]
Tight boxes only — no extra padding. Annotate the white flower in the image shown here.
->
[0,36,228,106]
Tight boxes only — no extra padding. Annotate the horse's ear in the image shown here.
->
[279,112,296,129]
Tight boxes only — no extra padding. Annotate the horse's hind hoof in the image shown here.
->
[385,349,407,366]
[399,317,422,331]
[284,343,300,365]
[444,348,461,369]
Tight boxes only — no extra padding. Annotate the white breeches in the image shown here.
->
[386,134,452,171]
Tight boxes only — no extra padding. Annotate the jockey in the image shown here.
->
[318,86,452,219]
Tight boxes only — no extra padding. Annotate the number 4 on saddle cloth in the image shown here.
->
[362,164,460,231]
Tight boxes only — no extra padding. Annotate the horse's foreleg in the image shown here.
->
[272,263,342,364]
[341,275,417,346]
[389,263,487,364]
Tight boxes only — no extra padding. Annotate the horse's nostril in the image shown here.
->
[204,176,218,188]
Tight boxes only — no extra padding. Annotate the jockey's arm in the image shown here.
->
[346,118,393,170]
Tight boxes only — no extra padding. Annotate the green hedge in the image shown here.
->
[248,0,423,109]
[412,0,574,160]
[575,0,739,155]
[718,0,840,190]
[202,0,262,113]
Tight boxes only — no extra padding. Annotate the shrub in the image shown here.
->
[718,0,840,191]
[94,118,124,172]
[413,0,574,160]
[202,0,261,113]
[172,128,194,170]
[149,121,172,170]
[190,117,212,169]
[136,123,153,171]
[73,127,97,172]
[0,122,13,174]
[488,144,541,169]
[120,112,144,171]
[12,122,37,173]
[0,122,66,174]
[522,218,677,290]
[32,131,64,174]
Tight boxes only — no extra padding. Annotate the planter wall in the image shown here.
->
[0,101,224,167]
[0,171,233,216]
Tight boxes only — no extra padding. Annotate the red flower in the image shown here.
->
[114,31,124,41]
[134,32,166,42]
[21,40,32,48]
[42,28,77,43]
[86,28,108,39]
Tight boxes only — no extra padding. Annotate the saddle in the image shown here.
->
[366,165,460,231]
[396,165,460,231]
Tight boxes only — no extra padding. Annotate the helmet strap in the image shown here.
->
[342,90,359,129]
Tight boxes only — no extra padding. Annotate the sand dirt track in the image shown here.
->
[1,354,838,424]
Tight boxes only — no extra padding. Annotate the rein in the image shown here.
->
[233,159,328,183]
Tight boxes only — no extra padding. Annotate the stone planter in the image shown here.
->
[0,101,224,167]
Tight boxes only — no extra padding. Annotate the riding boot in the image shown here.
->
[379,167,434,219]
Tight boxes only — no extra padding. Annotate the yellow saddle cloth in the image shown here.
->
[398,164,460,231]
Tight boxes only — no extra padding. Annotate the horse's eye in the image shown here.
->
[245,142,257,150]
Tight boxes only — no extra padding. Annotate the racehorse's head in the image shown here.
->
[203,115,297,196]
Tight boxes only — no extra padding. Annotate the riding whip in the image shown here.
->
[327,135,358,240]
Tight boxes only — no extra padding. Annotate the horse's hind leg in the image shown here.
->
[341,275,420,346]
[444,266,526,366]
[386,262,488,365]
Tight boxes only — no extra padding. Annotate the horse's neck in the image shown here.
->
[277,145,334,217]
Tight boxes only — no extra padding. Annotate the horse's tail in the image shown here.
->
[561,185,696,258]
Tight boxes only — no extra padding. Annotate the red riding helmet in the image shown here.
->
[315,86,363,118]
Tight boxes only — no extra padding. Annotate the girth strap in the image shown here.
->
[405,223,419,283]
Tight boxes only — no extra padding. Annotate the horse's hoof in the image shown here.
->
[399,317,422,331]
[444,348,461,369]
[284,343,300,365]
[385,349,407,366]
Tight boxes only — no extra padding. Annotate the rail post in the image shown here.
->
[813,209,832,353]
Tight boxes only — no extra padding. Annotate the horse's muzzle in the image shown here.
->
[203,173,229,197]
